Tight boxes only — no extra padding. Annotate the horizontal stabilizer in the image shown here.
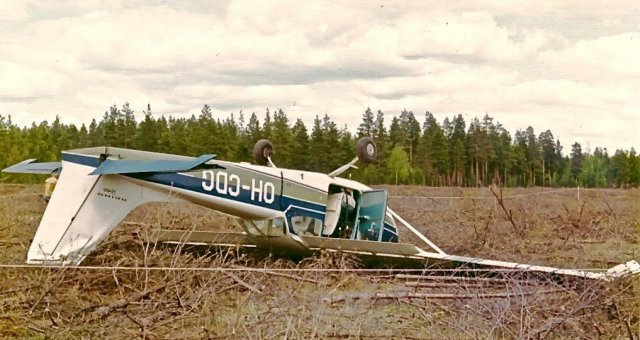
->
[90,154,218,175]
[2,159,62,174]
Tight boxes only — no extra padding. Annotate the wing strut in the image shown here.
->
[388,208,446,255]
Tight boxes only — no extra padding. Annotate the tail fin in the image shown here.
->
[28,159,182,265]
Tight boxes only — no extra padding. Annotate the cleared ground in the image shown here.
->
[0,184,638,338]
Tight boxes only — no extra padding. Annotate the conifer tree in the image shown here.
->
[270,109,294,167]
[246,112,262,146]
[357,107,375,138]
[321,114,342,172]
[373,110,387,160]
[570,142,583,184]
[262,108,272,140]
[416,112,436,184]
[309,115,324,172]
[135,104,159,151]
[121,103,137,148]
[291,118,310,170]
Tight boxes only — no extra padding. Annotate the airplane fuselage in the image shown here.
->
[27,147,397,264]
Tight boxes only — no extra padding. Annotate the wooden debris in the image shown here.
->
[225,272,262,294]
[89,283,168,321]
[323,289,565,304]
[258,269,318,284]
[405,281,485,288]
[395,274,530,284]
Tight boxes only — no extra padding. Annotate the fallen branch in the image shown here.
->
[215,284,239,295]
[259,269,318,284]
[123,221,148,227]
[232,265,318,284]
[26,325,45,334]
[578,239,606,244]
[405,281,485,289]
[88,283,168,321]
[225,272,262,294]
[611,302,635,340]
[0,240,24,246]
[323,289,564,304]
[395,274,530,285]
[125,312,154,339]
[0,284,41,296]
[524,287,601,338]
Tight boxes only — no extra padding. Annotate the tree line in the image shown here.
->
[1,103,638,188]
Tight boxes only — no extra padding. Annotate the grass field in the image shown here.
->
[0,184,638,338]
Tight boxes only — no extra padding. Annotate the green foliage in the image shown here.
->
[0,105,638,188]
[579,152,607,187]
[386,146,410,184]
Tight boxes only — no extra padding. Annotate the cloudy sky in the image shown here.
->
[1,1,638,152]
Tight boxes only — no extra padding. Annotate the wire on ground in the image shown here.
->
[0,263,609,273]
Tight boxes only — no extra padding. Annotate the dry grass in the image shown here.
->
[383,186,639,267]
[0,184,638,339]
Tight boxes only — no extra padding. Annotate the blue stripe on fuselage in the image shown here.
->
[61,152,327,215]
[129,172,326,214]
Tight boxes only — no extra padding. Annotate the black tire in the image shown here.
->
[253,139,274,165]
[356,137,377,163]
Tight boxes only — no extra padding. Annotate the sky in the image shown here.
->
[0,1,638,153]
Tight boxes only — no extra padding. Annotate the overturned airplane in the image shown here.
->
[3,137,639,280]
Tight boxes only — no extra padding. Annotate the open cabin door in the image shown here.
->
[352,189,388,241]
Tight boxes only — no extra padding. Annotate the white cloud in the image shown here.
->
[0,0,638,152]
[0,61,68,99]
[0,1,29,23]
[392,12,552,61]
[542,32,640,77]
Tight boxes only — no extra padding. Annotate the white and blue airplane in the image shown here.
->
[3,137,638,280]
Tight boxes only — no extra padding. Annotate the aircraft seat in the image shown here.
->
[323,192,344,236]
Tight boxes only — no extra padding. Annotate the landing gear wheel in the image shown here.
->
[356,137,377,163]
[253,139,274,166]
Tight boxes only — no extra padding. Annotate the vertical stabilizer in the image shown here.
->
[27,160,182,265]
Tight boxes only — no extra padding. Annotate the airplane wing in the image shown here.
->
[149,230,257,248]
[90,154,219,175]
[145,229,639,281]
[2,159,62,174]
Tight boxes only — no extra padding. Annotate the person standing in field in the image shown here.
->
[43,173,58,203]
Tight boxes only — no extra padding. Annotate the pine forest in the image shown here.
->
[1,103,638,188]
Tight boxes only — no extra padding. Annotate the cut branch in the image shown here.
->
[323,289,564,304]
[225,272,262,294]
[489,185,522,236]
[88,283,168,321]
